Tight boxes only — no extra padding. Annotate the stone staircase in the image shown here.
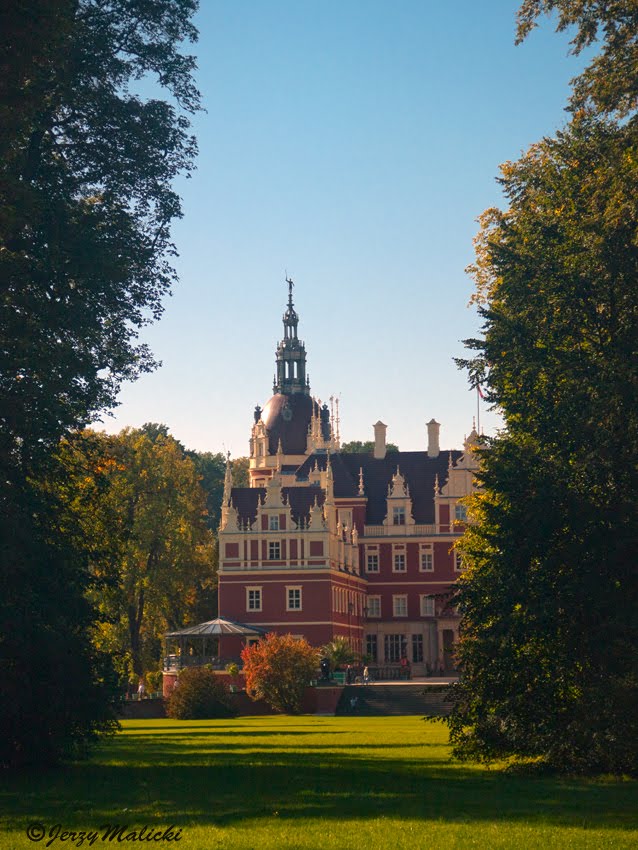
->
[336,683,453,716]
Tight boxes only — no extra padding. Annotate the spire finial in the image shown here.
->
[358,466,364,496]
[286,275,294,308]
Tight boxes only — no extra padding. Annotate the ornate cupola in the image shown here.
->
[274,277,309,396]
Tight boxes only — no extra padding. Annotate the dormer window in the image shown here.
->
[454,504,467,523]
[269,515,279,531]
[393,506,406,525]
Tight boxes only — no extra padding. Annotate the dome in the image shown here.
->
[261,393,330,455]
[261,393,313,455]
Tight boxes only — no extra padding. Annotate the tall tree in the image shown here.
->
[0,1,199,766]
[447,0,638,776]
[450,118,638,773]
[57,429,216,679]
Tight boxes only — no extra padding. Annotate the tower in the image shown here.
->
[273,277,309,396]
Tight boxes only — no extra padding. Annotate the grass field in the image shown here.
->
[1,716,637,849]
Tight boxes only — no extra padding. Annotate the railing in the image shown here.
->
[363,524,437,537]
[368,665,412,681]
[163,655,242,672]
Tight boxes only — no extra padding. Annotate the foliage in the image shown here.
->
[232,456,251,487]
[517,1,638,117]
[321,636,357,670]
[146,670,163,693]
[340,440,399,454]
[1,0,199,471]
[451,117,638,774]
[0,0,199,768]
[165,667,237,720]
[55,428,216,679]
[241,634,318,714]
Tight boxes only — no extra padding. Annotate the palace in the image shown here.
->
[217,280,478,675]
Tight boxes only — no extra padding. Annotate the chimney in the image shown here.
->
[373,421,387,459]
[427,419,440,458]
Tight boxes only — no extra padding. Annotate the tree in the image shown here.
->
[340,440,399,454]
[1,0,199,765]
[57,428,216,680]
[450,118,638,773]
[321,636,357,670]
[241,634,319,714]
[232,456,250,487]
[516,1,638,117]
[0,1,199,766]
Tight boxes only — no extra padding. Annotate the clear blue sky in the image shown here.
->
[101,1,588,457]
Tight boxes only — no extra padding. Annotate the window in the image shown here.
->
[420,595,435,617]
[367,596,381,618]
[246,588,262,611]
[366,554,379,573]
[412,634,424,663]
[366,634,378,662]
[384,634,406,663]
[286,587,302,611]
[269,515,279,531]
[393,506,406,526]
[268,541,281,560]
[420,552,433,572]
[393,595,408,617]
[393,553,406,572]
[454,551,463,572]
[454,504,468,523]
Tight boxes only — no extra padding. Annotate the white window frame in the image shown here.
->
[286,586,302,611]
[367,596,381,618]
[420,595,435,617]
[392,506,406,526]
[269,514,280,531]
[268,541,281,560]
[393,595,408,617]
[393,553,406,572]
[420,551,434,572]
[454,551,463,572]
[366,553,379,573]
[246,587,262,612]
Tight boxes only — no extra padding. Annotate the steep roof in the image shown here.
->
[230,485,325,526]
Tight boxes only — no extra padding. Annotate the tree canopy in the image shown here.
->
[340,440,399,454]
[56,428,217,680]
[0,0,200,767]
[448,4,638,774]
[517,1,638,116]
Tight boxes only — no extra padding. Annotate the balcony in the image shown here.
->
[363,523,437,537]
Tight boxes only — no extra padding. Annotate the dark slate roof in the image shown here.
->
[229,450,462,527]
[339,450,462,524]
[230,485,325,526]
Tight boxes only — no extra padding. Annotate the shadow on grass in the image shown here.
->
[1,721,637,835]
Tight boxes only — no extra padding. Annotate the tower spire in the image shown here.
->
[274,276,309,396]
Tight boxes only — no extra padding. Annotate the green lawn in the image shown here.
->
[1,717,637,849]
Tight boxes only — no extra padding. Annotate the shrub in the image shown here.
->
[321,636,357,670]
[242,633,318,714]
[166,667,237,719]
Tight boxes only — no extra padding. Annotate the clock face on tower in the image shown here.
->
[282,404,293,422]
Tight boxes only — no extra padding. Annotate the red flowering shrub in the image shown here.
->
[241,633,318,714]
